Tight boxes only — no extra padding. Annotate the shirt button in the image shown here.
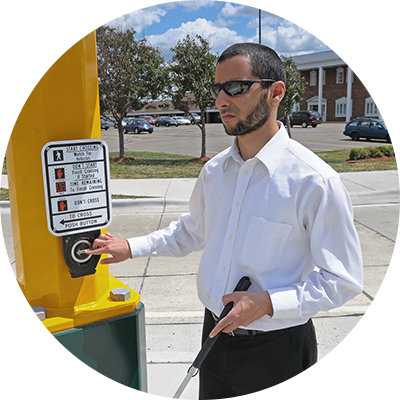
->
[243,170,249,175]
[236,202,240,207]
[229,234,233,239]
[221,266,226,272]
[213,298,218,303]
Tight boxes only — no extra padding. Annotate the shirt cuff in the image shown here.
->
[127,236,153,258]
[268,287,300,319]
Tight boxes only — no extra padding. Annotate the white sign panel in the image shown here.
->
[41,139,112,236]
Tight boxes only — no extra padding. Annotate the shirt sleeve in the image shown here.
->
[127,173,206,258]
[268,176,363,319]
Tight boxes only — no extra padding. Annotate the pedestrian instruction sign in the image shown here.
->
[41,139,112,236]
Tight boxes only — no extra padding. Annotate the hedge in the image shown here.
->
[349,145,394,160]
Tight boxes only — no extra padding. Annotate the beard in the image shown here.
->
[222,92,270,137]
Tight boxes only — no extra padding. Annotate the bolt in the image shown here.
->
[25,306,46,322]
[4,279,18,293]
[110,287,131,302]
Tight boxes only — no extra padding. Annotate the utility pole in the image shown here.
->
[259,9,262,44]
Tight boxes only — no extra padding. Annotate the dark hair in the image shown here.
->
[217,43,286,86]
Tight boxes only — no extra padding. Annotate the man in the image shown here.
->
[87,43,363,398]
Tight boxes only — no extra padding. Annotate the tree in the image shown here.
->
[96,26,165,158]
[168,34,219,160]
[280,56,307,138]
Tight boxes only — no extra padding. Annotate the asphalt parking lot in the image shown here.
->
[101,121,391,158]
[0,122,400,158]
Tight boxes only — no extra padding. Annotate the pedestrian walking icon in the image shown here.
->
[53,150,64,162]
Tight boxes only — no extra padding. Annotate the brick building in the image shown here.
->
[291,50,380,122]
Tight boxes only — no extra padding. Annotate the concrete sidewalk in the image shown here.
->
[1,170,399,399]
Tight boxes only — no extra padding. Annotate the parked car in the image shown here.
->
[124,118,153,134]
[343,118,390,142]
[0,142,6,158]
[283,111,322,128]
[186,113,201,124]
[173,116,191,125]
[142,115,156,125]
[155,116,179,127]
[100,117,113,130]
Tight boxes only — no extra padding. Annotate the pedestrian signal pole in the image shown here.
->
[0,0,147,400]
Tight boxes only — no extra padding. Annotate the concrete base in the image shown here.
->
[0,303,148,400]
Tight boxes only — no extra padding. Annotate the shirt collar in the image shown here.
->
[222,122,290,177]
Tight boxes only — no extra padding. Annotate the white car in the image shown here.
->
[0,142,6,158]
[174,116,191,125]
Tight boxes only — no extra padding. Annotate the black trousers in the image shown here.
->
[199,309,318,399]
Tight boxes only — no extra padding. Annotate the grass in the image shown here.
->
[109,151,204,179]
[316,147,397,173]
[0,147,396,201]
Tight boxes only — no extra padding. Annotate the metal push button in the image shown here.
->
[71,239,93,264]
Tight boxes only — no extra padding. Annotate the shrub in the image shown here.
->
[376,145,394,157]
[349,148,370,160]
[368,148,383,158]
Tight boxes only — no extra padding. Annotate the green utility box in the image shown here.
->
[0,303,148,400]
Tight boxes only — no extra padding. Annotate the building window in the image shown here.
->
[310,70,317,86]
[367,64,375,81]
[323,70,326,85]
[336,67,344,84]
[365,97,380,117]
[337,103,346,116]
[335,96,349,117]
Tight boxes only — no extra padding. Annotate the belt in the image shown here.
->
[211,312,265,337]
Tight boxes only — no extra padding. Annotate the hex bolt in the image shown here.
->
[110,287,131,302]
[25,306,46,322]
[4,279,18,293]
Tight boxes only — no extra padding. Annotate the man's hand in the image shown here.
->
[85,232,131,264]
[209,291,273,338]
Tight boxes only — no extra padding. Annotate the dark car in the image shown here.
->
[155,116,179,127]
[343,118,390,142]
[282,111,322,128]
[124,118,153,134]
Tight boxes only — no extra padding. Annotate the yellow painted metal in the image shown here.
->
[7,32,140,334]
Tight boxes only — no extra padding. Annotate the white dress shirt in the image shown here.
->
[128,123,363,332]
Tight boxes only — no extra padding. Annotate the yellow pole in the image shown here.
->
[7,32,139,333]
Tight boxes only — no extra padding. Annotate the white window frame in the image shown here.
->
[310,70,317,86]
[336,67,344,84]
[365,97,380,117]
[393,94,400,117]
[335,96,351,117]
[367,64,375,82]
[394,61,400,79]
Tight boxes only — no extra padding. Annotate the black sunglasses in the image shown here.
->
[209,79,276,99]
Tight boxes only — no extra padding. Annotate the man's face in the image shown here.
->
[214,56,271,137]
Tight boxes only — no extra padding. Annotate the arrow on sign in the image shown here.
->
[60,215,102,225]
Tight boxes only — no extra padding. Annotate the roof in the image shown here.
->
[291,50,346,70]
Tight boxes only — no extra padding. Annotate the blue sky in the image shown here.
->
[106,1,329,60]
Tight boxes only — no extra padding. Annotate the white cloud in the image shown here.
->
[342,20,400,43]
[220,0,400,20]
[247,18,327,55]
[146,17,246,59]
